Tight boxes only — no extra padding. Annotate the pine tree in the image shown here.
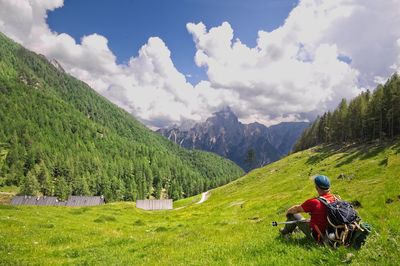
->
[72,175,90,196]
[36,162,54,196]
[151,170,162,199]
[125,178,138,201]
[20,170,39,196]
[110,176,125,201]
[54,176,70,201]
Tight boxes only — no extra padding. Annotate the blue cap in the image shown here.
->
[314,175,330,189]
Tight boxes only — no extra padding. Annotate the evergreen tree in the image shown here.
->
[54,176,70,201]
[152,172,162,199]
[110,176,125,201]
[125,178,138,201]
[20,170,39,196]
[36,162,54,196]
[72,175,90,196]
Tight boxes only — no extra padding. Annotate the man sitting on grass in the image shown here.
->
[280,175,335,242]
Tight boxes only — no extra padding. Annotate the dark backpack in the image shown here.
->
[350,222,371,250]
[318,196,366,248]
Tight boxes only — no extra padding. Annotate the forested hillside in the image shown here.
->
[294,74,400,151]
[0,32,243,201]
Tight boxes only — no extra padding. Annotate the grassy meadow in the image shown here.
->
[0,140,399,265]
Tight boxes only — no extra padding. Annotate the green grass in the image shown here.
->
[0,140,399,265]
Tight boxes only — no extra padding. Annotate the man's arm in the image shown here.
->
[286,205,304,214]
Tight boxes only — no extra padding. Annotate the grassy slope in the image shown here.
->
[0,140,399,265]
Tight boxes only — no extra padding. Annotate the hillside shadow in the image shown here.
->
[335,142,386,168]
[305,141,391,168]
[306,145,341,165]
[359,144,386,160]
[306,143,362,166]
[334,152,360,168]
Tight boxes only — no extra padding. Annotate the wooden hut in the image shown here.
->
[136,199,173,210]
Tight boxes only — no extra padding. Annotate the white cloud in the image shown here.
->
[280,0,400,87]
[1,0,400,128]
[187,0,400,125]
[187,22,360,125]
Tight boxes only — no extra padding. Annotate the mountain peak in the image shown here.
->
[220,105,233,112]
[212,106,238,123]
[215,106,234,114]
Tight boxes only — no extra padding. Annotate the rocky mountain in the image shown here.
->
[268,122,311,155]
[158,107,309,171]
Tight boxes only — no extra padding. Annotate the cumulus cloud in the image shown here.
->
[274,0,400,87]
[187,0,400,124]
[0,0,63,44]
[187,21,359,124]
[1,0,400,127]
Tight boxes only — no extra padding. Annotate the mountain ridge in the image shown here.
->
[158,107,309,171]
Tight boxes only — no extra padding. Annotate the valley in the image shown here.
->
[1,140,399,265]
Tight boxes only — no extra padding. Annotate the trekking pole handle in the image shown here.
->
[271,220,297,226]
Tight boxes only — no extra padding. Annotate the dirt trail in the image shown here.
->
[196,191,210,204]
[173,191,210,210]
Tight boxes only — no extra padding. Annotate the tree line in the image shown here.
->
[294,73,400,152]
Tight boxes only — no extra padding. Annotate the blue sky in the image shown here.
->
[48,0,298,85]
[1,0,399,128]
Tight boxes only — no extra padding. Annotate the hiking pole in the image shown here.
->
[271,220,309,226]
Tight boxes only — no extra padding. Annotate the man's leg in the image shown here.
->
[296,218,313,240]
[280,213,312,239]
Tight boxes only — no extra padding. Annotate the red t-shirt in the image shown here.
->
[301,193,336,238]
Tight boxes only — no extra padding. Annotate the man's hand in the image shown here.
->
[286,205,304,215]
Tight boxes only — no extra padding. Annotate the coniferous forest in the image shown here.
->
[0,33,244,201]
[294,73,400,152]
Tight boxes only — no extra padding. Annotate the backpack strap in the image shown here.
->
[317,194,339,205]
[317,196,329,206]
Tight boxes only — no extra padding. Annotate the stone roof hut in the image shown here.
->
[11,195,105,207]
